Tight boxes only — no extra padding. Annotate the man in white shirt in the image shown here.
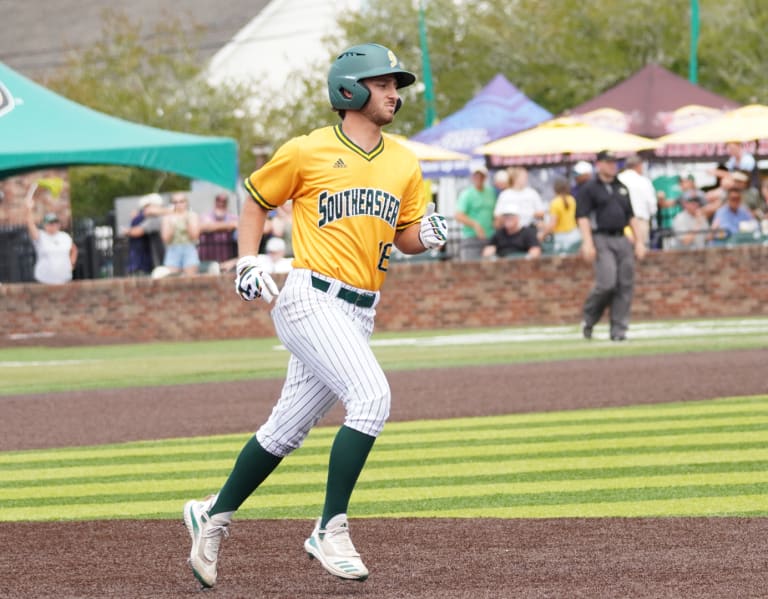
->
[617,155,657,246]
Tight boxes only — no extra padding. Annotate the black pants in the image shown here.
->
[583,233,635,337]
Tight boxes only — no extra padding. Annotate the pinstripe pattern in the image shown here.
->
[256,269,390,457]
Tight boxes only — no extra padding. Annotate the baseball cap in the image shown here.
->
[138,193,163,209]
[682,193,703,205]
[471,165,489,176]
[596,150,618,161]
[573,160,593,176]
[43,212,59,224]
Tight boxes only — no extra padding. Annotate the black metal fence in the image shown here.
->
[0,218,239,283]
[0,224,36,283]
[2,219,766,284]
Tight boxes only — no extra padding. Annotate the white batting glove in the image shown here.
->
[234,256,279,303]
[418,202,448,249]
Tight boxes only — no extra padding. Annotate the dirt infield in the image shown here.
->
[2,350,767,598]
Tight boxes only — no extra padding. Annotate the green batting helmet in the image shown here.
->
[328,43,416,111]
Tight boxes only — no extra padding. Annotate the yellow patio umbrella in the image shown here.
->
[655,104,768,145]
[385,134,471,161]
[474,117,660,159]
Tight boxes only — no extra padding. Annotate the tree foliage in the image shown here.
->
[270,0,768,141]
[44,9,261,218]
[38,2,768,218]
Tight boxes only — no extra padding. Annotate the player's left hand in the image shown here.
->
[235,256,279,303]
[419,202,448,249]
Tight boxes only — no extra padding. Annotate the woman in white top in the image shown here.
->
[493,166,546,230]
[25,206,77,285]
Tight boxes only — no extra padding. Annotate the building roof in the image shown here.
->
[0,0,271,80]
[206,0,359,92]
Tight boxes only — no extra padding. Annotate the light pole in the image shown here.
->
[418,0,437,128]
[689,0,699,84]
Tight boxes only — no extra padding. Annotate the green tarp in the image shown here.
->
[0,62,238,189]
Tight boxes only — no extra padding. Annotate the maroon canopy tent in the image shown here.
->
[568,64,740,138]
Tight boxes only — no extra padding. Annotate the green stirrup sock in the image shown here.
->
[209,435,282,516]
[321,425,376,528]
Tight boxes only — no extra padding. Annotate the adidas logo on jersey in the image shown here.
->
[333,158,347,168]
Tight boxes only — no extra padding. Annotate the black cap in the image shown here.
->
[596,150,618,161]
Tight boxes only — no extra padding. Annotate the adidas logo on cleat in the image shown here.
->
[333,158,347,168]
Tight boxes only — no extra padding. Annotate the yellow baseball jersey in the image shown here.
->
[244,125,426,291]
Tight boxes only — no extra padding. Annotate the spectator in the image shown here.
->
[576,150,646,342]
[199,193,238,263]
[259,236,293,274]
[571,160,593,196]
[702,172,734,222]
[263,201,294,256]
[544,176,580,253]
[702,171,758,223]
[25,187,77,284]
[161,192,200,276]
[669,195,709,249]
[712,142,756,179]
[679,174,703,202]
[653,175,682,235]
[494,166,546,231]
[482,208,541,259]
[617,155,657,247]
[712,188,758,236]
[732,170,766,220]
[124,193,167,275]
[454,166,497,260]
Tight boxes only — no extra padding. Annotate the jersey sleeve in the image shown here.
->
[243,138,302,210]
[395,163,427,231]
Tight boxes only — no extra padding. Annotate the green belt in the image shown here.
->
[311,275,376,308]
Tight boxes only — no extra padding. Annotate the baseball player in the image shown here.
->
[183,43,448,589]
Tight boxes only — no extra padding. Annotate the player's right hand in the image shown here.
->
[235,256,279,303]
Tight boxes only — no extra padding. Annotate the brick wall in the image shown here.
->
[2,246,767,346]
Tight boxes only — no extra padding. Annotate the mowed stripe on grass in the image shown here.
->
[1,396,766,521]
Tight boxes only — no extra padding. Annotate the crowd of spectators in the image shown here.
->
[453,147,767,262]
[119,191,294,279]
[12,145,768,284]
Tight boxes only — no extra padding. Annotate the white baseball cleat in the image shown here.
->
[183,495,229,588]
[304,513,369,581]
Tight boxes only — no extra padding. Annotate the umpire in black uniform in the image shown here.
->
[576,150,646,341]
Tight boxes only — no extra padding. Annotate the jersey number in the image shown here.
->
[377,242,392,272]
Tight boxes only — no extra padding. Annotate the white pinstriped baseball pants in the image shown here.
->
[255,269,390,457]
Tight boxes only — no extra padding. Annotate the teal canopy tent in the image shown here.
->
[0,62,238,190]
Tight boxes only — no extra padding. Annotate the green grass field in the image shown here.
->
[2,317,767,395]
[2,395,766,521]
[2,317,767,522]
